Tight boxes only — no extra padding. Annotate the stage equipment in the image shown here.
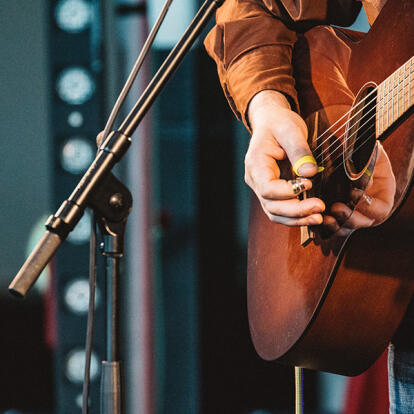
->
[33,0,107,411]
[9,0,223,412]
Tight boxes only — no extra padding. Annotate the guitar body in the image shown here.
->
[247,0,414,376]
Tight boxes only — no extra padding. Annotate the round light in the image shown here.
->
[55,0,92,33]
[67,211,91,244]
[56,67,95,105]
[75,393,83,409]
[61,137,94,174]
[64,278,100,314]
[65,348,100,384]
[68,111,84,128]
[75,393,90,409]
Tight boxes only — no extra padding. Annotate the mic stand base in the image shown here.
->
[101,361,122,414]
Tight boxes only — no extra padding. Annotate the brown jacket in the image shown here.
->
[204,0,361,127]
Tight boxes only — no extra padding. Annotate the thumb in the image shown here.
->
[273,114,318,177]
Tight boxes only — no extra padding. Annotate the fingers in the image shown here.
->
[246,90,324,226]
[261,197,324,226]
[330,202,374,230]
[259,178,311,200]
[342,210,374,229]
[245,130,325,225]
[271,113,318,177]
[264,213,324,227]
[245,129,315,200]
[262,197,325,218]
[247,163,313,200]
[248,89,320,178]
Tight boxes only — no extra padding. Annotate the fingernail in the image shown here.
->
[312,202,325,213]
[310,215,323,225]
[298,163,318,176]
[293,155,317,176]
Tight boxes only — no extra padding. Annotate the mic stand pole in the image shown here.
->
[88,173,132,414]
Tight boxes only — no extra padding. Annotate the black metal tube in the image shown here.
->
[119,0,222,137]
[106,255,121,362]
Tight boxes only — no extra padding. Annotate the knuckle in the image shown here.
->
[244,172,250,186]
[269,215,281,224]
[260,188,273,199]
[244,154,257,175]
[297,208,309,218]
[267,204,282,216]
[264,210,281,224]
[277,122,307,145]
[244,155,252,170]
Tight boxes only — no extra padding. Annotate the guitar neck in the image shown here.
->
[376,56,414,138]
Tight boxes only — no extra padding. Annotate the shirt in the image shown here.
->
[204,0,363,128]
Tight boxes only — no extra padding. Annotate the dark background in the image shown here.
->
[0,1,370,413]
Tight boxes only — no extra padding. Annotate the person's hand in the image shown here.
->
[324,143,396,236]
[245,90,325,226]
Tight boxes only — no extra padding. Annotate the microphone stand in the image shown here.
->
[8,0,223,413]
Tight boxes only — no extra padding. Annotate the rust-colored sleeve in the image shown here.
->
[204,0,361,128]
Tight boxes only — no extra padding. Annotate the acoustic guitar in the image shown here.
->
[247,0,414,376]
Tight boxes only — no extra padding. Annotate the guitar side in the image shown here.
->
[247,0,414,376]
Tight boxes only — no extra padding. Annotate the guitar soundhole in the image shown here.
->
[344,84,377,180]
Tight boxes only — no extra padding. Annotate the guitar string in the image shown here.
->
[316,89,414,177]
[315,72,413,163]
[309,85,378,151]
[313,89,414,182]
[314,85,399,166]
[321,124,378,181]
[311,61,414,155]
[316,105,377,166]
[321,113,376,175]
[314,83,414,168]
[310,66,413,159]
[315,99,377,164]
[318,87,414,171]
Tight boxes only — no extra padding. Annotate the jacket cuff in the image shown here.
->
[226,45,299,130]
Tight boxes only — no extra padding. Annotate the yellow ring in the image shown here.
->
[292,155,317,176]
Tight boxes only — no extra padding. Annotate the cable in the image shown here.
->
[82,3,176,410]
[100,0,174,145]
[82,211,98,414]
[295,367,304,414]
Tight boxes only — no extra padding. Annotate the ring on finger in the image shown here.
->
[362,194,373,205]
[289,179,306,195]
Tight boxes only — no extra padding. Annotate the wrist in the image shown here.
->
[248,90,291,129]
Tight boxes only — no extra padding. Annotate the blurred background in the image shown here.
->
[0,1,379,413]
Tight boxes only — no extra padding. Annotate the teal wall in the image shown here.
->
[0,1,51,290]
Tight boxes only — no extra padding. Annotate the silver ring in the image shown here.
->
[289,179,306,195]
[362,194,373,205]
